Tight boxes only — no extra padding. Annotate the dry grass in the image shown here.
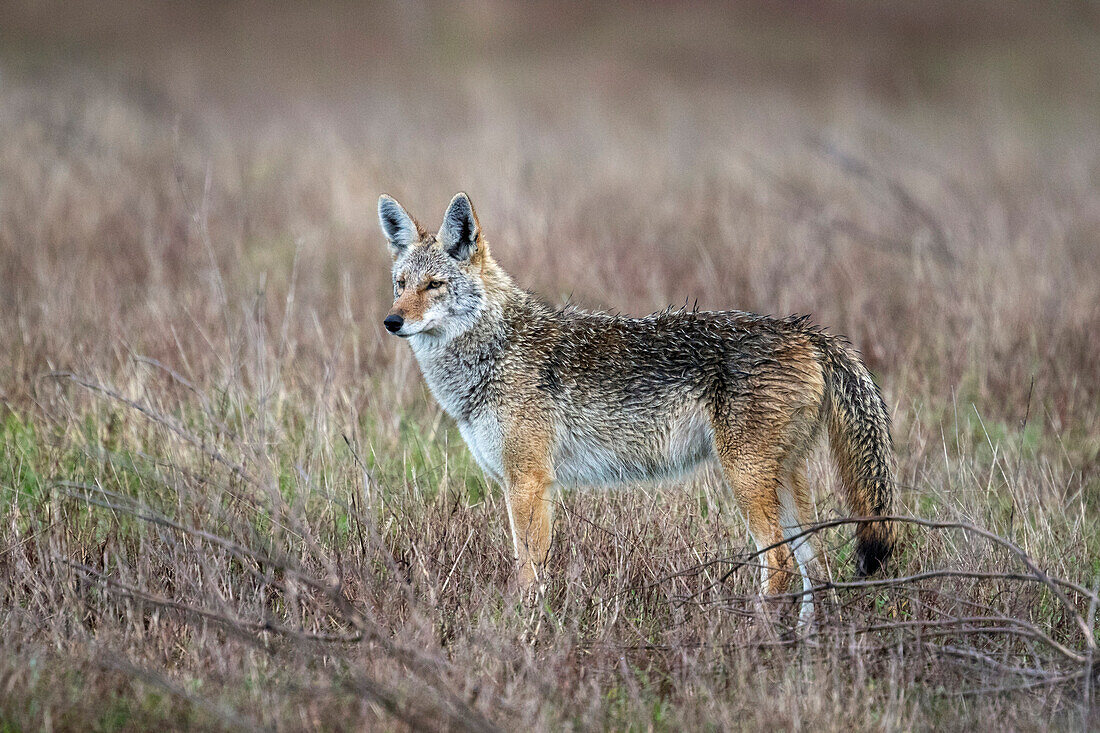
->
[2,2,1099,730]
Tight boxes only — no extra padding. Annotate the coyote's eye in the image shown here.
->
[395,278,405,292]
[425,280,445,290]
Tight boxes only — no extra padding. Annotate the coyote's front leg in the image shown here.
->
[502,435,554,589]
[504,469,553,588]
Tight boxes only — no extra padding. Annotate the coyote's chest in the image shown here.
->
[457,413,506,482]
[411,336,507,479]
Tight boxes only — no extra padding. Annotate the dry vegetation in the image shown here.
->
[2,2,1100,730]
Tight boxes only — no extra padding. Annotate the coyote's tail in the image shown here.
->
[816,334,896,577]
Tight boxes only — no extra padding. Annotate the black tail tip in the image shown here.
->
[854,536,892,578]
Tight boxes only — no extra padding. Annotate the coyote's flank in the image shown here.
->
[378,192,896,618]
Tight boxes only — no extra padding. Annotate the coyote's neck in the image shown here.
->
[408,276,526,422]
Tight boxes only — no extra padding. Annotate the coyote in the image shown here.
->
[379,192,895,618]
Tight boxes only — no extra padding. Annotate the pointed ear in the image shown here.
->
[378,194,419,256]
[438,192,481,261]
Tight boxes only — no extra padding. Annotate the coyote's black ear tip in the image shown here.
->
[378,195,408,226]
[447,193,477,223]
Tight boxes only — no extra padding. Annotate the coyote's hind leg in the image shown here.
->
[780,464,821,622]
[712,433,795,602]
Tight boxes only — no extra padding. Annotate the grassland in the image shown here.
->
[1,2,1099,730]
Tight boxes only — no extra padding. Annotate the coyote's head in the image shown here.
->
[378,192,490,342]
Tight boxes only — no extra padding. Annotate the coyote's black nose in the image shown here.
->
[384,314,404,333]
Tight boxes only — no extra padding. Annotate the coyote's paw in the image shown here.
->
[510,561,546,600]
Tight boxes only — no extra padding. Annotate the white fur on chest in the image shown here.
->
[410,337,481,419]
[410,337,506,481]
[457,413,504,482]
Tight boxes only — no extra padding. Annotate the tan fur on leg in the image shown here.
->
[502,421,554,588]
[713,440,793,597]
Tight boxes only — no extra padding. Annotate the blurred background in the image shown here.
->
[3,0,1098,413]
[6,1,1100,400]
[2,2,1100,728]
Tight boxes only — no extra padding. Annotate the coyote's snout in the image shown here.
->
[378,192,896,619]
